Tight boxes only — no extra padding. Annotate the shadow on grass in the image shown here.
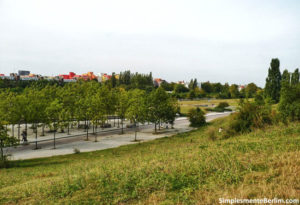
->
[1,158,69,169]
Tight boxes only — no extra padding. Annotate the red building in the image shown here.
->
[59,72,77,79]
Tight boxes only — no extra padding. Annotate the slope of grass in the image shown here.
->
[0,117,300,204]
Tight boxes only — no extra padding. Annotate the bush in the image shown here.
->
[205,102,232,112]
[224,101,273,137]
[278,83,300,122]
[73,148,80,154]
[188,108,206,127]
[216,102,229,109]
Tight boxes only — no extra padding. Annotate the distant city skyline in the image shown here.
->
[1,0,300,87]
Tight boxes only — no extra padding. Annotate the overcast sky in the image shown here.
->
[0,0,300,86]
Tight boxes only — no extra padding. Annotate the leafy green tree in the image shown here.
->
[281,69,291,86]
[110,72,117,88]
[116,88,129,134]
[187,108,206,127]
[188,79,198,90]
[126,89,147,141]
[187,89,196,99]
[291,68,299,85]
[265,58,282,103]
[160,81,174,91]
[278,81,300,122]
[0,121,18,164]
[147,87,170,132]
[201,82,212,93]
[174,84,189,93]
[245,83,258,98]
[229,84,240,98]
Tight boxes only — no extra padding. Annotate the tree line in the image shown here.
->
[0,81,178,147]
[1,70,260,100]
[161,79,260,99]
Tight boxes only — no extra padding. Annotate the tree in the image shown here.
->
[281,69,291,86]
[160,81,174,91]
[110,72,117,88]
[0,121,18,165]
[45,99,64,148]
[245,83,258,98]
[147,87,173,133]
[201,82,212,93]
[174,84,189,93]
[187,108,206,127]
[116,88,129,134]
[188,79,198,90]
[126,89,147,141]
[278,80,300,122]
[229,84,240,98]
[265,58,282,103]
[291,68,299,85]
[187,89,196,99]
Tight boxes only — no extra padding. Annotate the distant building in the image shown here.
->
[154,78,166,87]
[238,85,245,91]
[18,70,30,76]
[101,73,112,82]
[0,75,14,80]
[59,72,76,80]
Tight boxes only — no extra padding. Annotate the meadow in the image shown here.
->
[0,116,300,204]
[179,98,243,114]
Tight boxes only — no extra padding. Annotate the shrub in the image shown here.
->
[205,102,232,113]
[216,102,229,109]
[188,108,206,127]
[73,148,80,154]
[224,101,273,137]
[278,83,300,122]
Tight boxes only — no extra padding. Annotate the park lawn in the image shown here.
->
[179,98,247,114]
[0,117,300,204]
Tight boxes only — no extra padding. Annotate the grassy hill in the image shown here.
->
[0,117,300,204]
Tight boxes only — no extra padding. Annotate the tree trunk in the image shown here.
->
[158,120,161,130]
[155,123,157,133]
[0,139,3,161]
[41,124,45,136]
[121,119,124,134]
[134,124,137,141]
[86,125,89,140]
[12,124,14,137]
[94,131,97,142]
[18,123,20,141]
[34,123,38,150]
[53,129,56,149]
[67,123,70,135]
[117,117,120,128]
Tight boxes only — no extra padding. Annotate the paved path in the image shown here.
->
[5,112,231,160]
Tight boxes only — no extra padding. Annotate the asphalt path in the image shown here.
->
[5,112,231,160]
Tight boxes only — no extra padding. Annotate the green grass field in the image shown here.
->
[1,117,300,204]
[179,98,242,114]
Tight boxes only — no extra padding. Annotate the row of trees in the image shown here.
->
[265,58,299,103]
[1,70,260,100]
[161,80,260,99]
[0,82,179,142]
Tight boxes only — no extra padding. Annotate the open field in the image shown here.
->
[179,98,244,114]
[1,116,300,204]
